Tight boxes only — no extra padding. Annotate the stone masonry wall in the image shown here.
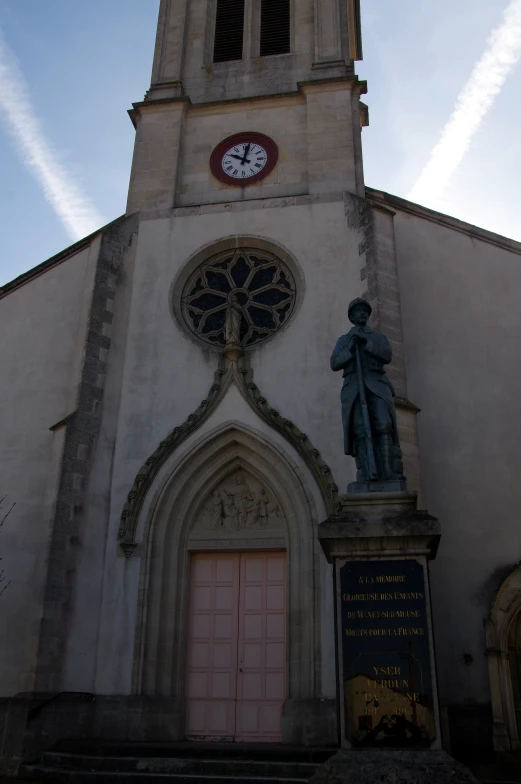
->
[33,213,140,696]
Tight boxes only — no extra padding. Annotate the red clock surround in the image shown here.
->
[210,132,279,186]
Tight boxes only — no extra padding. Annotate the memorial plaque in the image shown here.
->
[340,559,436,747]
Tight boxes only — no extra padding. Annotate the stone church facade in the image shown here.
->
[2,0,521,773]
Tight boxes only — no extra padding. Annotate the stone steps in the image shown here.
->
[20,770,309,784]
[29,754,318,778]
[20,742,335,783]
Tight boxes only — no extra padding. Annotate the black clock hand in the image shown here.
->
[229,154,251,163]
[240,144,251,166]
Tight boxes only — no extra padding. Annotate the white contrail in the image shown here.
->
[0,32,104,240]
[408,0,521,206]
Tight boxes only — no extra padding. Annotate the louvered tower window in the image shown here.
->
[260,0,290,57]
[213,0,245,62]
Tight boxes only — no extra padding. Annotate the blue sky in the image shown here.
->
[0,0,520,285]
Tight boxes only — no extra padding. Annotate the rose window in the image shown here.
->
[181,248,297,348]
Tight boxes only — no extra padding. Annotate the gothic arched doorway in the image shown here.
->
[508,608,521,740]
[130,423,328,744]
[485,565,521,753]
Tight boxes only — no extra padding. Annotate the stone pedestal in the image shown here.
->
[318,491,442,751]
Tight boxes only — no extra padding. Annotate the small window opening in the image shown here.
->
[260,0,290,57]
[214,0,245,62]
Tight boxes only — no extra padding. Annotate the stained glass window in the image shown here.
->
[181,248,297,348]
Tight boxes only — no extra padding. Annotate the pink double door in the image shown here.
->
[186,552,286,742]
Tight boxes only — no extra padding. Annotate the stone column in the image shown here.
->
[126,101,187,215]
[303,81,365,198]
[149,0,188,99]
[313,0,343,66]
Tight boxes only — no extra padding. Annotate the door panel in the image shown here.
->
[236,553,286,742]
[186,554,240,740]
[186,552,286,742]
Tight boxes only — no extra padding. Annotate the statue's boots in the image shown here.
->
[377,433,404,481]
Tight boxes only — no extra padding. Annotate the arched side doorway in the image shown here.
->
[485,565,521,754]
[508,610,521,740]
[131,424,331,744]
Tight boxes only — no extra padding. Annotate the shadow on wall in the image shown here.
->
[448,703,495,765]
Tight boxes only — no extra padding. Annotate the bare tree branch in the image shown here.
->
[0,571,10,598]
[0,495,15,527]
[0,495,14,598]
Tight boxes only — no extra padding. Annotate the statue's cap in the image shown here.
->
[348,297,372,322]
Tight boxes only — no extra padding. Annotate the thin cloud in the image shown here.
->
[408,0,521,206]
[0,32,104,240]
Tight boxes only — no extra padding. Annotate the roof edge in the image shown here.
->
[0,214,128,299]
[366,187,521,257]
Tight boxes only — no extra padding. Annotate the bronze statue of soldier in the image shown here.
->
[331,298,405,490]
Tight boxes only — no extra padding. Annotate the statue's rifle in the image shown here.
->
[354,339,378,480]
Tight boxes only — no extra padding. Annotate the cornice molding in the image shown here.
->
[366,187,521,256]
[128,74,366,125]
[0,214,132,299]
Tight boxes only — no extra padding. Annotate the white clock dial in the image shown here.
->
[221,142,268,180]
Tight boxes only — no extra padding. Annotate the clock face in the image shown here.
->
[222,142,268,181]
[210,132,278,186]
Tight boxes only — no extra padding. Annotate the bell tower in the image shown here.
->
[148,0,363,102]
[126,0,367,215]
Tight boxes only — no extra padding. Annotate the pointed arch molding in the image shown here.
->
[485,563,521,753]
[132,419,324,713]
[118,356,339,555]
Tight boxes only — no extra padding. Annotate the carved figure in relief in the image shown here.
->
[244,498,261,528]
[210,488,239,530]
[211,490,225,529]
[258,488,279,528]
[222,491,240,531]
[201,474,281,532]
[225,293,244,349]
[235,474,255,527]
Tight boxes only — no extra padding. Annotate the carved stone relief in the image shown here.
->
[193,471,284,533]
